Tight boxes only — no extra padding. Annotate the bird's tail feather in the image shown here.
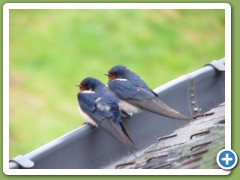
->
[99,119,137,153]
[128,98,193,120]
[120,122,137,150]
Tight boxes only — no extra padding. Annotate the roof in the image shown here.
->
[117,103,225,169]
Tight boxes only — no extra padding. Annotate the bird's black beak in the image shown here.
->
[104,73,111,76]
[76,84,81,87]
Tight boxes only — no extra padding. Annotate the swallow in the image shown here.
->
[105,65,193,120]
[76,77,136,152]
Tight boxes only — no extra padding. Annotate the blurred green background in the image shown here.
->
[9,9,224,158]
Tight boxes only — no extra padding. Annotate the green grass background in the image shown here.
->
[9,9,224,159]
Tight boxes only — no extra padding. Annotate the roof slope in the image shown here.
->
[117,103,225,169]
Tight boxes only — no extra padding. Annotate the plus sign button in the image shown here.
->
[217,149,238,170]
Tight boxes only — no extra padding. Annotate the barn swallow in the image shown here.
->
[105,65,193,120]
[76,77,136,152]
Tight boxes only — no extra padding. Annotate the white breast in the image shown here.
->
[119,100,141,115]
[82,90,95,94]
[115,78,128,81]
[78,107,98,127]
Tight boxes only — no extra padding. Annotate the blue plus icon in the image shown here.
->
[221,153,233,165]
[217,149,238,170]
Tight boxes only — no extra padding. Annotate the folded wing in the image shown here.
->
[78,92,136,150]
[108,80,192,120]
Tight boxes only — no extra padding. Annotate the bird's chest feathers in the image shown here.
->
[119,100,140,114]
[78,107,98,127]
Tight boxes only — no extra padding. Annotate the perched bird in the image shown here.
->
[76,77,136,152]
[105,65,193,120]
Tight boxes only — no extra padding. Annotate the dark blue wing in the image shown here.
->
[77,92,112,124]
[78,93,97,113]
[108,81,192,120]
[77,92,136,150]
[108,79,156,100]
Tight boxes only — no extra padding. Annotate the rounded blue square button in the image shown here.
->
[217,149,238,170]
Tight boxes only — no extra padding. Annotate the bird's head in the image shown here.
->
[105,65,129,81]
[76,77,102,92]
